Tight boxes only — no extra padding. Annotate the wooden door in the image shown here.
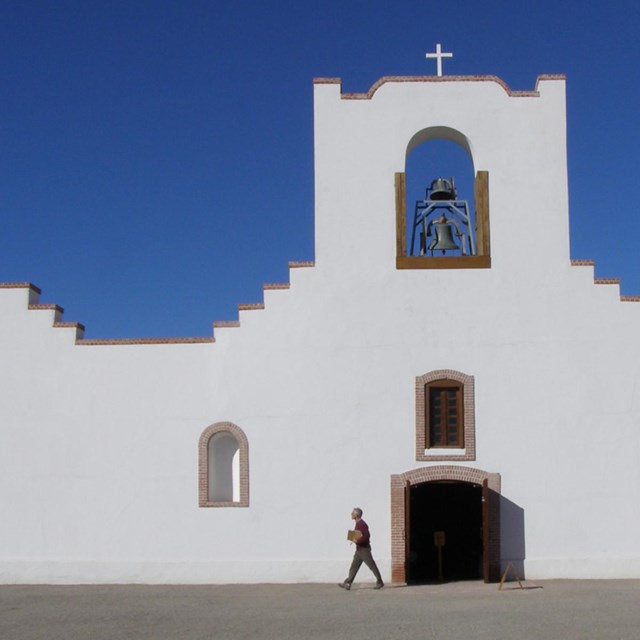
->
[482,478,490,583]
[482,478,501,582]
[404,480,411,583]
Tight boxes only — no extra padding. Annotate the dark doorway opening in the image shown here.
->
[407,481,483,583]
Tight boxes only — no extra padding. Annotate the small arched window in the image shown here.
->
[416,370,476,462]
[198,422,249,507]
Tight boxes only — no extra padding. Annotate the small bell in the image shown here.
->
[428,177,456,201]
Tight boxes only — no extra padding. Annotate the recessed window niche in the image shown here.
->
[198,422,249,508]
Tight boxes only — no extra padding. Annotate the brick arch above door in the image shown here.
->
[390,466,501,584]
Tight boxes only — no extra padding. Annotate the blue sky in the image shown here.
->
[2,1,639,338]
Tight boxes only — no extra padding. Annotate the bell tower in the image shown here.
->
[312,72,568,281]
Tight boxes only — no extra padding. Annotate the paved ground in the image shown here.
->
[2,580,640,640]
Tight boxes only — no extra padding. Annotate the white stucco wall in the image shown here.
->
[2,74,640,584]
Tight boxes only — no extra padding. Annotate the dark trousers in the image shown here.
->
[346,546,383,584]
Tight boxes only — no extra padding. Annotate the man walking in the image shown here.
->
[338,507,384,590]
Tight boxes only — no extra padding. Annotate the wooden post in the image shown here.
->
[434,531,445,582]
[395,172,406,258]
[474,171,490,257]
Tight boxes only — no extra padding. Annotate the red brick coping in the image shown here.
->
[0,260,316,344]
[314,74,566,100]
[571,260,639,302]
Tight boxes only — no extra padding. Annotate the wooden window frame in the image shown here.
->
[415,370,476,462]
[426,380,464,448]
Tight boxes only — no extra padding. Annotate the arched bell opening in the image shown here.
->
[395,127,490,269]
[407,137,475,257]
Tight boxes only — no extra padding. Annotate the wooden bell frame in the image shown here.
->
[395,170,491,269]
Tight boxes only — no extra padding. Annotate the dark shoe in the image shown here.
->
[338,582,351,590]
[374,582,384,590]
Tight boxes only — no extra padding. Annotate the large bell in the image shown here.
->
[429,217,459,253]
[429,177,456,201]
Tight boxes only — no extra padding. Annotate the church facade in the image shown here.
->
[2,72,640,585]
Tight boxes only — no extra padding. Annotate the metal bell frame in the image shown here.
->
[410,177,476,257]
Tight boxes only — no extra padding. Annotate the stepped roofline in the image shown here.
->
[313,74,566,100]
[0,260,317,344]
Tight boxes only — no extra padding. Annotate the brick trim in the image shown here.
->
[54,321,85,330]
[238,303,265,311]
[390,466,501,584]
[213,320,240,328]
[198,422,249,508]
[78,337,214,345]
[415,369,476,461]
[0,282,41,293]
[263,283,290,290]
[570,259,594,266]
[313,74,565,101]
[570,260,640,302]
[212,262,312,331]
[28,303,64,313]
[54,321,86,340]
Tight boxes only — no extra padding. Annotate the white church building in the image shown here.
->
[2,65,640,585]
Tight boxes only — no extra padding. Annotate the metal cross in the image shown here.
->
[425,43,453,77]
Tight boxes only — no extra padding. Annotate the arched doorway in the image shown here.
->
[390,466,501,583]
[407,481,483,583]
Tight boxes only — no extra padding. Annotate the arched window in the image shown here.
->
[395,127,490,269]
[198,422,249,507]
[415,369,476,462]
